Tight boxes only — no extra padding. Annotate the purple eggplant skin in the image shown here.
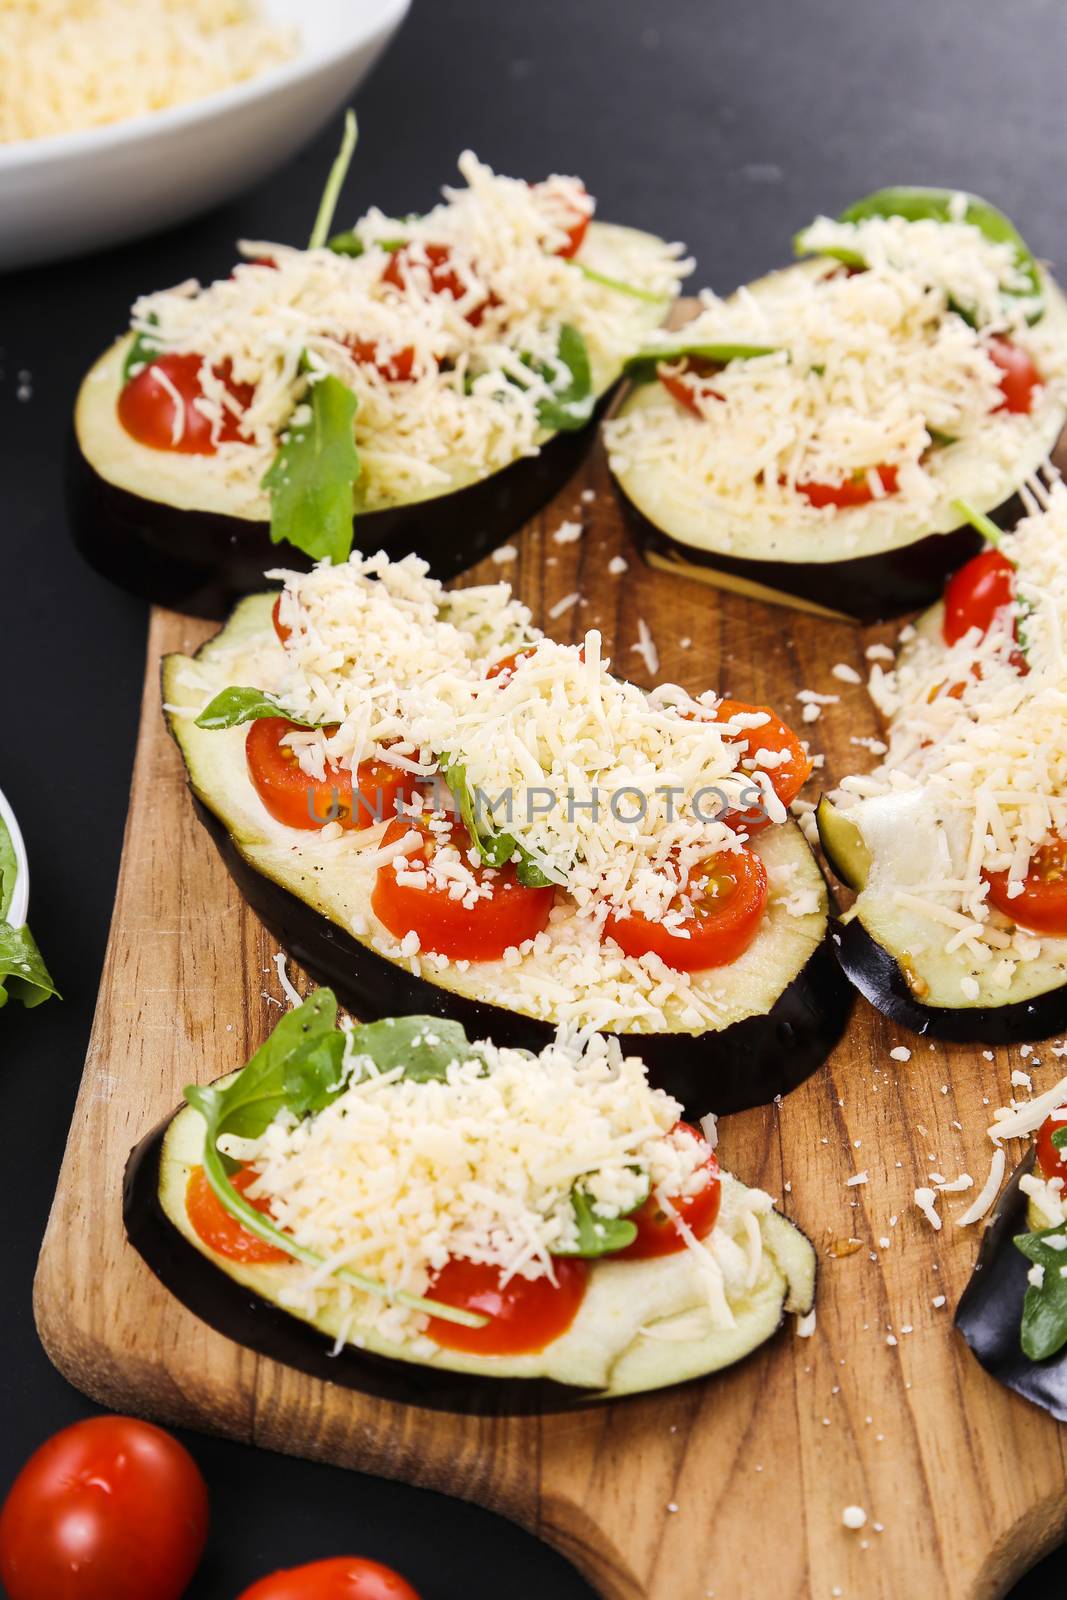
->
[834,916,1067,1044]
[191,795,853,1118]
[615,481,1029,625]
[954,1152,1067,1422]
[122,1114,597,1417]
[66,402,605,621]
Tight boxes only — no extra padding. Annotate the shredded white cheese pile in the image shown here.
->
[238,551,787,925]
[605,208,1064,534]
[835,476,1067,978]
[0,0,296,144]
[225,1028,758,1344]
[124,154,687,505]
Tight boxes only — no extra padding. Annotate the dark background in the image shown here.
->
[1,0,1064,1593]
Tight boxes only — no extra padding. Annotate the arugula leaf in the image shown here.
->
[623,341,777,386]
[308,111,358,251]
[194,686,320,731]
[533,324,595,432]
[567,261,668,303]
[123,315,161,381]
[1014,1227,1067,1360]
[927,427,957,449]
[346,1015,477,1081]
[442,759,556,887]
[795,186,1044,324]
[0,814,17,923]
[553,1184,641,1258]
[951,499,1008,553]
[261,371,361,565]
[184,990,485,1328]
[0,922,59,1010]
[328,232,407,258]
[1052,1126,1067,1151]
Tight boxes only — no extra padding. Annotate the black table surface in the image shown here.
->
[1,1,1063,1594]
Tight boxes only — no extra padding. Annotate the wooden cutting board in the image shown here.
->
[34,435,1067,1600]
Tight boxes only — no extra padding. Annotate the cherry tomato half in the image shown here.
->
[246,719,418,832]
[795,464,899,510]
[424,1256,588,1354]
[0,1417,208,1600]
[118,353,253,454]
[272,595,292,645]
[985,836,1067,936]
[1035,1111,1067,1184]
[942,548,1016,645]
[237,1555,422,1600]
[371,814,555,960]
[341,336,417,383]
[658,357,725,416]
[382,242,492,326]
[186,1163,289,1264]
[535,179,593,258]
[711,698,812,827]
[988,337,1040,416]
[617,1121,722,1260]
[604,847,768,972]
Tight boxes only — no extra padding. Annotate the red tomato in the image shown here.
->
[341,336,417,383]
[485,647,536,683]
[659,357,724,416]
[237,1555,422,1600]
[246,718,418,832]
[534,180,593,257]
[186,1163,289,1265]
[617,1121,722,1260]
[0,1417,208,1600]
[710,698,812,827]
[942,548,1016,645]
[117,352,253,454]
[382,243,492,326]
[272,595,292,645]
[795,464,899,509]
[985,836,1067,936]
[604,847,768,972]
[988,337,1040,415]
[1035,1111,1067,1183]
[371,815,554,960]
[424,1256,588,1354]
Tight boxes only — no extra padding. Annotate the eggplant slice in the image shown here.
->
[71,223,672,619]
[124,1092,817,1417]
[609,262,1067,623]
[954,1152,1067,1421]
[162,596,852,1116]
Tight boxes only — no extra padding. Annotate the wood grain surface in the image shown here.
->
[33,432,1067,1600]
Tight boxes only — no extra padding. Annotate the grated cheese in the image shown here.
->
[1,0,295,144]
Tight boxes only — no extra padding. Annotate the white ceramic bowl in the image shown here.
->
[0,0,410,271]
[0,787,30,931]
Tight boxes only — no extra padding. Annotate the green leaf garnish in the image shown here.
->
[553,1175,651,1258]
[567,261,668,303]
[194,686,319,731]
[532,324,595,432]
[185,990,485,1329]
[0,922,59,1010]
[308,111,358,251]
[623,341,778,386]
[795,186,1044,324]
[123,315,162,382]
[328,232,407,258]
[0,817,17,925]
[951,499,1008,554]
[262,370,361,565]
[345,1014,479,1082]
[442,758,556,887]
[927,427,957,449]
[1014,1227,1067,1360]
[1051,1126,1067,1151]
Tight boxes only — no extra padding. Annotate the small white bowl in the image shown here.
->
[0,0,410,271]
[0,787,29,931]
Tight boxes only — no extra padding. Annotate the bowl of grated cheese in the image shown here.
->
[0,0,410,270]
